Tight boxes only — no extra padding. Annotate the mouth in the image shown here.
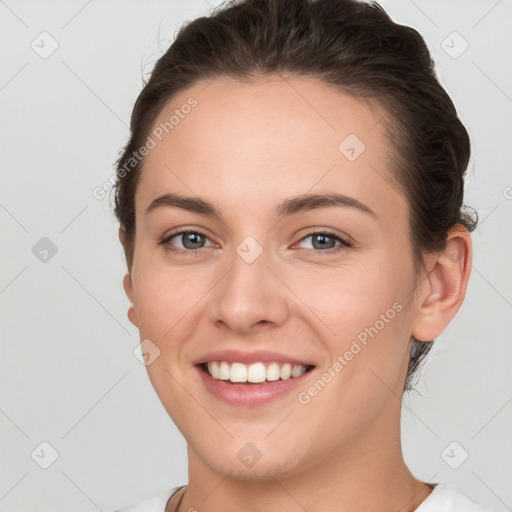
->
[199,361,315,384]
[195,360,316,406]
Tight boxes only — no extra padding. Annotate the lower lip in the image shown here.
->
[195,365,314,407]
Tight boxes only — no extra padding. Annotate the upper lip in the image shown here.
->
[192,350,316,367]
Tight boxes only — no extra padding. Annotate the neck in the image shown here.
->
[175,412,432,512]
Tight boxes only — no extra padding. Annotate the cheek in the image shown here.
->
[132,263,208,337]
[286,255,413,393]
[286,256,407,336]
[290,270,411,444]
[131,267,204,426]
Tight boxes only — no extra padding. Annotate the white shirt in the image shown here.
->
[113,483,503,512]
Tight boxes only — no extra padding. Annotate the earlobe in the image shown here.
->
[119,226,126,246]
[127,306,138,327]
[122,272,139,327]
[411,226,472,342]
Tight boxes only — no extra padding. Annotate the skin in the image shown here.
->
[120,74,472,512]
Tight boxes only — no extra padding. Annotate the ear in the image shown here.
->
[118,226,126,246]
[119,226,139,326]
[411,225,472,342]
[122,272,139,328]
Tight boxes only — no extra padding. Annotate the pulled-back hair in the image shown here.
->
[113,0,477,390]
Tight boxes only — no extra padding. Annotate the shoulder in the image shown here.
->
[415,483,504,512]
[112,486,184,512]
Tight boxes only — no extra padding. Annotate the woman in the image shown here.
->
[112,0,500,510]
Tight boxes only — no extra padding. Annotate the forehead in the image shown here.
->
[136,74,405,224]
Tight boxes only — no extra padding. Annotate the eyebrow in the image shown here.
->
[145,192,376,219]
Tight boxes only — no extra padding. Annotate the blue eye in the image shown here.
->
[297,231,352,253]
[160,229,352,255]
[161,230,214,254]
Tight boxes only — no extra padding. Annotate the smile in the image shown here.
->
[196,360,316,407]
[202,361,315,383]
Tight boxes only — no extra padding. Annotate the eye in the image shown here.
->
[295,229,352,253]
[160,230,216,254]
[159,228,352,256]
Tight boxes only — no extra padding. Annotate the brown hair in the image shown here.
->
[113,0,477,390]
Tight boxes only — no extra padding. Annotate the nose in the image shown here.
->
[208,246,290,335]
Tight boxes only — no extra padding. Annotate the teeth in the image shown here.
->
[291,364,305,377]
[266,362,281,381]
[205,361,310,383]
[280,363,291,380]
[247,362,266,383]
[218,361,230,380]
[230,362,247,382]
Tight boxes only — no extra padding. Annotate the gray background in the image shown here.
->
[1,0,511,511]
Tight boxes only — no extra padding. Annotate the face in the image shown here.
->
[124,74,422,479]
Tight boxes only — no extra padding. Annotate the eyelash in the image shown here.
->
[297,228,353,254]
[159,228,353,256]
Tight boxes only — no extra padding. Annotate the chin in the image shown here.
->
[204,454,297,481]
[192,435,309,481]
